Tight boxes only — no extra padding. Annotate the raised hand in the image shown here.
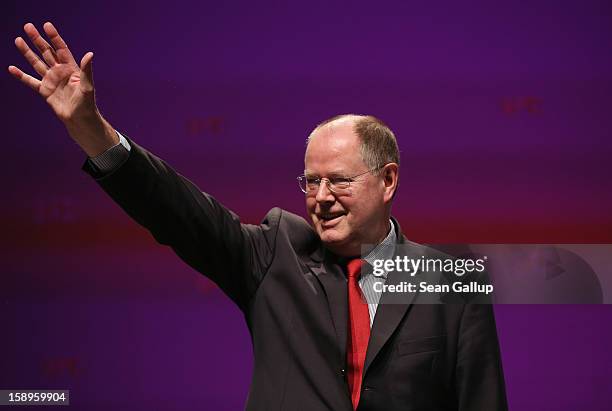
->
[9,22,97,121]
[9,22,118,157]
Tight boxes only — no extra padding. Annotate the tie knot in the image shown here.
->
[346,258,365,279]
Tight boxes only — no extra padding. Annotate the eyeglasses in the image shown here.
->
[297,166,384,195]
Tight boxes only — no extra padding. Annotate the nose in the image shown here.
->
[315,179,335,203]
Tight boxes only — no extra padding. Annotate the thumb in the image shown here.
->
[79,52,95,93]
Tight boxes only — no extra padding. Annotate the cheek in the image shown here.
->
[306,198,316,213]
[344,200,373,225]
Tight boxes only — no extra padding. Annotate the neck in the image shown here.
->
[363,218,392,253]
[329,217,392,258]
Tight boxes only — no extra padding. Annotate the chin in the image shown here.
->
[319,228,357,254]
[318,227,347,245]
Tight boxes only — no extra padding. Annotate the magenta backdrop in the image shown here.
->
[2,1,612,409]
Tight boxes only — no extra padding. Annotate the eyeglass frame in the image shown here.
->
[297,165,386,195]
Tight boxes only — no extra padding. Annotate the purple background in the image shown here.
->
[2,1,612,409]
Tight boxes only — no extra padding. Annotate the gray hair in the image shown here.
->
[307,114,400,174]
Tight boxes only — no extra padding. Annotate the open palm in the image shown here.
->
[8,22,96,122]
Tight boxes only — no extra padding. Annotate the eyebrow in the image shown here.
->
[304,171,350,178]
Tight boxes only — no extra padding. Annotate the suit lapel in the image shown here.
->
[363,271,415,373]
[304,247,348,363]
[364,218,417,374]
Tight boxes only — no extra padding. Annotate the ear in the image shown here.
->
[381,163,399,204]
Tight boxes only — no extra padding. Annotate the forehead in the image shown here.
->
[304,121,365,174]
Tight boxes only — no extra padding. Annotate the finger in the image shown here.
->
[14,37,48,77]
[43,22,76,66]
[79,52,95,92]
[7,65,41,93]
[23,23,58,67]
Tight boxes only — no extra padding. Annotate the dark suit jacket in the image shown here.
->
[83,136,508,411]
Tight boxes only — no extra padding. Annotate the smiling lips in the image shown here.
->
[318,212,346,228]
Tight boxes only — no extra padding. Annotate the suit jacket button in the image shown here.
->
[363,386,373,391]
[341,369,346,377]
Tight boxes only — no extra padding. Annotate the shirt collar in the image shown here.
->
[363,219,397,279]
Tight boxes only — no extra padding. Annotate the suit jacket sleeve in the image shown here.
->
[81,134,278,311]
[455,303,508,411]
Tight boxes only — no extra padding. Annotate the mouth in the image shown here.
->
[318,212,346,227]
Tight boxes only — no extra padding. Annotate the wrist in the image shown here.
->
[64,111,118,157]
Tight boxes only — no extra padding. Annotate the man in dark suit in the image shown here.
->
[10,22,508,410]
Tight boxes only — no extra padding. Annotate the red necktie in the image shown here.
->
[346,258,370,410]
